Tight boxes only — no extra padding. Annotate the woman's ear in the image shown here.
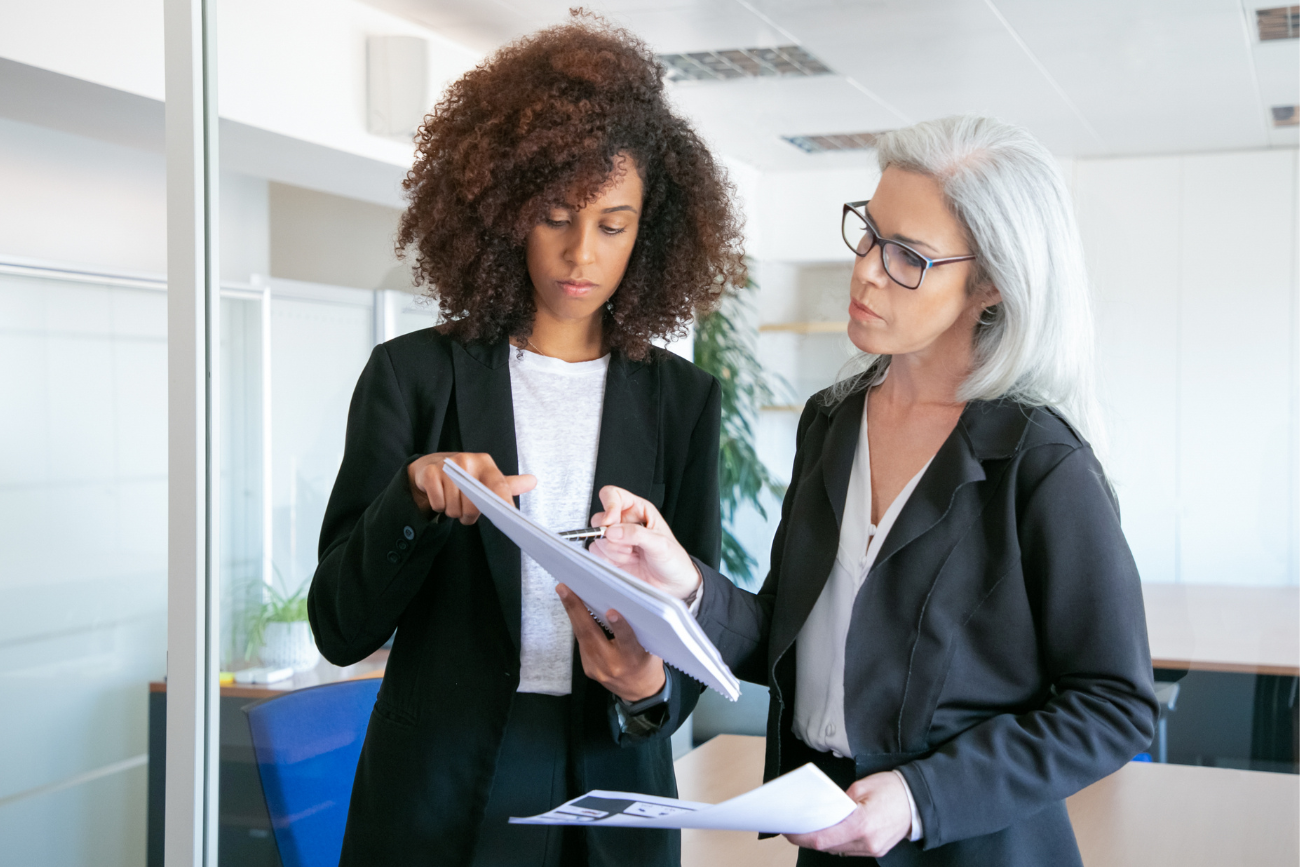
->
[983,285,1002,307]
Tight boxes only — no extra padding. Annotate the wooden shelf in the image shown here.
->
[758,321,847,334]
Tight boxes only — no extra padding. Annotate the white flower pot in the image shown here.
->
[261,621,320,672]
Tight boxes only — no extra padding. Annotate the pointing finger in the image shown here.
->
[508,473,537,497]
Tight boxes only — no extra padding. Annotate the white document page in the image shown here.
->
[509,762,857,835]
[442,460,741,700]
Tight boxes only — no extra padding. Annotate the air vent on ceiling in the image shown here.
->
[658,45,833,82]
[783,132,884,154]
[1256,5,1299,40]
[1273,105,1299,126]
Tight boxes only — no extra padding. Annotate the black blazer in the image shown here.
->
[308,329,721,867]
[693,389,1157,867]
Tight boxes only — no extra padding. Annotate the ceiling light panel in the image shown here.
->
[658,45,833,82]
[1257,6,1300,41]
[783,132,884,154]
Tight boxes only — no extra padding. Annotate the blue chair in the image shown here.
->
[244,678,381,867]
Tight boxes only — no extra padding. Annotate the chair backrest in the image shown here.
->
[243,678,381,867]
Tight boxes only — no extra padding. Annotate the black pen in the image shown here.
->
[557,527,607,542]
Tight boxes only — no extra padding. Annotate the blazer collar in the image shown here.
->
[771,393,1033,658]
[870,397,1034,573]
[450,339,660,653]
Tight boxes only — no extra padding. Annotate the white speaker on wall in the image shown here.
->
[367,35,428,138]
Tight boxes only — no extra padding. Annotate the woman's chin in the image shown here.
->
[536,292,609,323]
[846,320,888,355]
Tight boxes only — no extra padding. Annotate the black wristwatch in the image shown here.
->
[615,673,673,736]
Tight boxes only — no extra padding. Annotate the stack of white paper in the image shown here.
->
[443,459,740,701]
[509,762,857,835]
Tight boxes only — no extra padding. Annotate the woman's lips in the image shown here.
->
[558,280,596,297]
[849,298,881,321]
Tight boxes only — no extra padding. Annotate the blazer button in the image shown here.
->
[397,540,409,551]
[386,551,399,563]
[403,526,415,540]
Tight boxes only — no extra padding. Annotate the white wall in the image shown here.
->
[0,117,167,275]
[0,0,163,102]
[753,165,881,262]
[1077,148,1299,586]
[1,0,480,171]
[218,0,480,166]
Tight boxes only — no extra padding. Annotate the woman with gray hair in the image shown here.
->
[572,115,1158,865]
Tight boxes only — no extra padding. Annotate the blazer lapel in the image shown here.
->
[869,398,1032,575]
[587,353,659,518]
[769,392,864,660]
[822,390,865,529]
[451,340,523,652]
[571,352,659,777]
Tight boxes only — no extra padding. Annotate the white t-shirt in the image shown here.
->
[508,348,610,696]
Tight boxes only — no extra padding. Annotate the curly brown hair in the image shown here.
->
[396,14,746,360]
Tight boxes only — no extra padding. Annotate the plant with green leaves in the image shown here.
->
[694,274,788,586]
[244,571,311,661]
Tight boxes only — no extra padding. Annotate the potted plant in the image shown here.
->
[694,271,789,586]
[245,576,320,672]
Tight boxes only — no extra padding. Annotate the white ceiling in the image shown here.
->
[360,0,1297,169]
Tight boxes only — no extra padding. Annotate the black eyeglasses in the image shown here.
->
[841,200,976,290]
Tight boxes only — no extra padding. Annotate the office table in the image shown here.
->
[674,735,1300,867]
[1144,583,1299,676]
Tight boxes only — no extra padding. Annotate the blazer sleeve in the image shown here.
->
[614,373,722,745]
[307,343,455,666]
[896,445,1159,850]
[692,398,820,685]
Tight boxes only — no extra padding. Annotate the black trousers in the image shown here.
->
[470,693,580,867]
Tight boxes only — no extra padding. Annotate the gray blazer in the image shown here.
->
[693,389,1158,866]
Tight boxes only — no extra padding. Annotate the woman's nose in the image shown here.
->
[566,227,597,265]
[853,244,888,289]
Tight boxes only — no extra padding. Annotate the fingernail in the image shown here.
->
[608,611,620,623]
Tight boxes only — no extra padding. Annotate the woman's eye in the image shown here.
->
[601,225,627,236]
[544,218,568,228]
[897,247,926,268]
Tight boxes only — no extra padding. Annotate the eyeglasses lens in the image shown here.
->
[842,209,874,256]
[881,242,925,289]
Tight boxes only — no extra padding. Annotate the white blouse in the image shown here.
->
[792,397,933,841]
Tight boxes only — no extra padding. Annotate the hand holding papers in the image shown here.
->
[441,460,741,700]
[510,762,857,835]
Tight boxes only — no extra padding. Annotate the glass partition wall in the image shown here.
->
[208,0,441,856]
[0,267,169,866]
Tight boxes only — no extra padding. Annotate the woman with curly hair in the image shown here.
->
[307,15,744,867]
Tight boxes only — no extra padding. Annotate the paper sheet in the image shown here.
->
[509,762,857,835]
[442,459,741,700]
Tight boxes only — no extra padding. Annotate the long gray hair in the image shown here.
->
[829,115,1103,451]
